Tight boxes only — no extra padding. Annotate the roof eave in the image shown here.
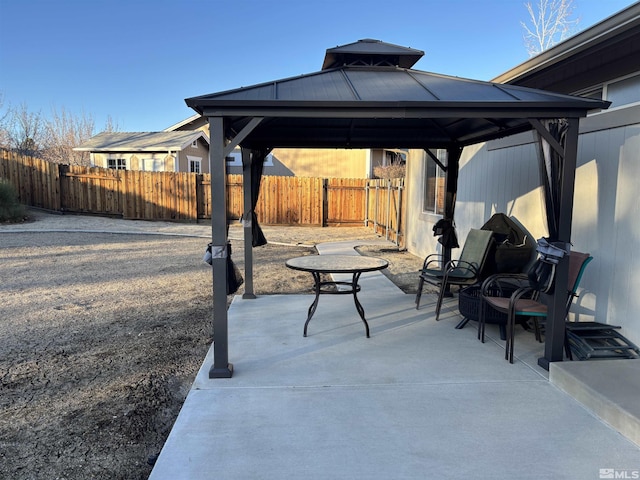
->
[492,3,640,84]
[192,100,608,119]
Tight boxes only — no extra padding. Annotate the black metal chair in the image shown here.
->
[415,228,494,320]
[480,251,593,363]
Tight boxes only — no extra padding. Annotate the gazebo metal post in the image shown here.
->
[537,117,580,370]
[443,146,461,267]
[241,147,256,300]
[208,116,233,378]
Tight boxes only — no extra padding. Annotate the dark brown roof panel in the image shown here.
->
[322,39,424,69]
[186,40,610,149]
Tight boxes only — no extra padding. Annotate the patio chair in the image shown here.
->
[479,251,592,363]
[415,228,494,320]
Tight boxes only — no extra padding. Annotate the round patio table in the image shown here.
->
[285,254,388,338]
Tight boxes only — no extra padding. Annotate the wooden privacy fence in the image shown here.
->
[1,150,406,245]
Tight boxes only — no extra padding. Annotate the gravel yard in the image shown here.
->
[0,211,423,479]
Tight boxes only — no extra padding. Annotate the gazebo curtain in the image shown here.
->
[436,147,461,250]
[249,148,268,247]
[537,119,568,241]
[225,239,243,294]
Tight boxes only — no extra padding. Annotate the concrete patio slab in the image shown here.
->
[150,274,640,479]
[551,359,640,448]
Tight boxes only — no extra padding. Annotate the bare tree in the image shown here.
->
[102,115,119,135]
[521,0,579,57]
[42,108,96,165]
[1,100,119,164]
[0,93,11,150]
[9,103,44,157]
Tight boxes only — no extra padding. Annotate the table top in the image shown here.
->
[285,254,388,274]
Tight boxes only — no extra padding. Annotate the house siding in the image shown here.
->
[225,148,368,177]
[405,104,640,345]
[88,138,209,173]
[177,137,209,173]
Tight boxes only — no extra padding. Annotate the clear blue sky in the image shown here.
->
[0,0,635,133]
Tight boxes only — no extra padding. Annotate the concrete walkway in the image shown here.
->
[149,240,639,480]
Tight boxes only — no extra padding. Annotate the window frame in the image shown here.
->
[423,149,446,216]
[189,158,201,173]
[107,158,127,170]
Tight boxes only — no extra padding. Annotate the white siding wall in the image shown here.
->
[405,105,640,345]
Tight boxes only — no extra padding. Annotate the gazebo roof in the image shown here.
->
[186,39,608,149]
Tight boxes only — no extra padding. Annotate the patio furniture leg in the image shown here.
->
[415,277,425,309]
[303,271,322,337]
[455,317,470,329]
[478,300,486,343]
[434,272,450,321]
[351,271,370,338]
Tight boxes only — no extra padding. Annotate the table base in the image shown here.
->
[304,271,370,338]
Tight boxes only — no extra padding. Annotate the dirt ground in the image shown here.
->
[0,211,425,480]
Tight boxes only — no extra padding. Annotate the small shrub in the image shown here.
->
[0,179,27,223]
[373,163,406,179]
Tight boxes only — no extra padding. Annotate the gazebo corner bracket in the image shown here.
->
[529,118,566,159]
[223,117,264,157]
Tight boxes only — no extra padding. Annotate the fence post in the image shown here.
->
[395,179,403,246]
[58,164,68,213]
[364,180,370,227]
[385,179,392,240]
[322,178,328,227]
[373,181,379,232]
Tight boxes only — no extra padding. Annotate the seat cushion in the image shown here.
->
[485,297,548,316]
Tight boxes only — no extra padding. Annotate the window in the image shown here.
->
[575,72,640,110]
[606,73,640,109]
[191,139,198,148]
[423,149,446,215]
[187,155,202,173]
[107,158,126,170]
[143,158,163,172]
[225,150,274,167]
[383,149,407,166]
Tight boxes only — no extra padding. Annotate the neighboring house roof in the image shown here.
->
[74,131,209,152]
[492,2,640,92]
[164,114,204,132]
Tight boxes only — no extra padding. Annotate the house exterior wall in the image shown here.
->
[405,103,640,345]
[89,140,210,173]
[173,119,373,178]
[90,152,176,171]
[176,137,209,173]
[225,148,368,177]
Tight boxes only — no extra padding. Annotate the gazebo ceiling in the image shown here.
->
[185,39,608,150]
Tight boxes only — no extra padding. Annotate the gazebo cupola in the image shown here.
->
[321,38,424,69]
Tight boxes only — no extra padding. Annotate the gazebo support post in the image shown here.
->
[208,116,233,378]
[241,147,256,299]
[538,117,580,370]
[443,146,461,271]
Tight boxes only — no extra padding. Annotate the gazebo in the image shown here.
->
[185,39,609,378]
